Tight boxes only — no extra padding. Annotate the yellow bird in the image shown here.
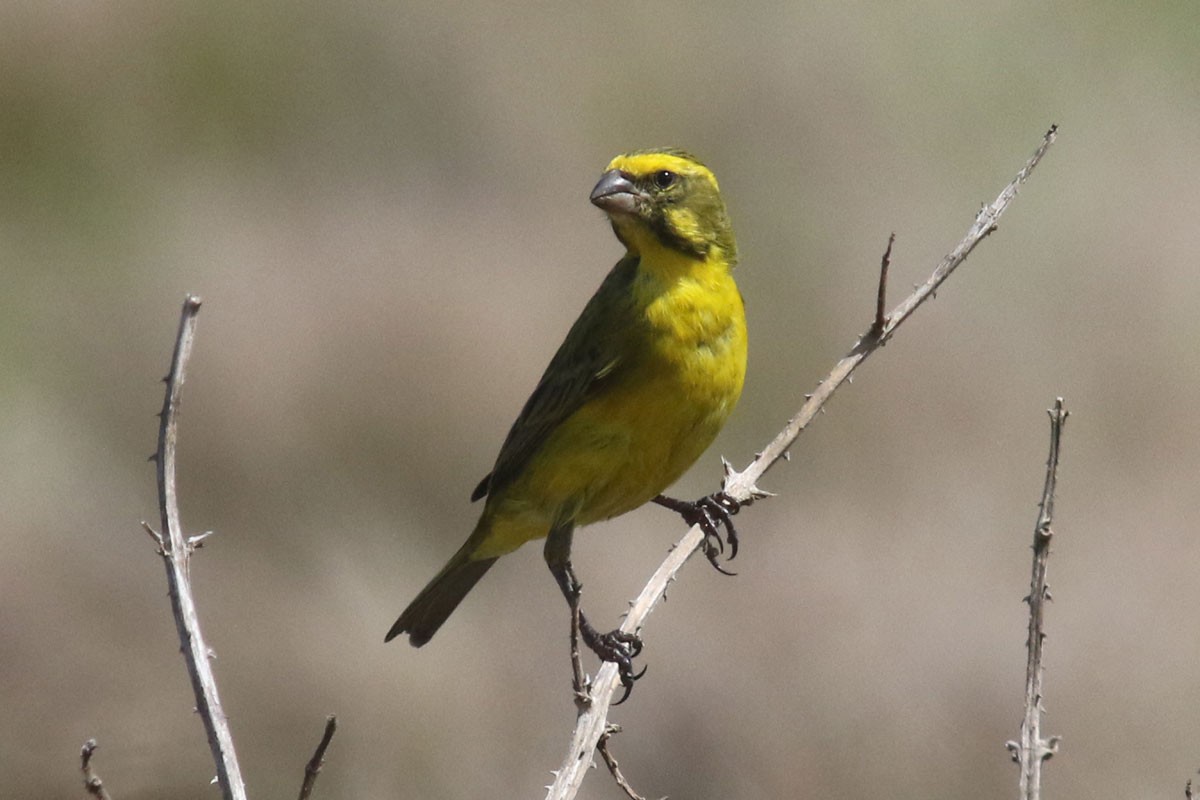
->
[387,149,747,696]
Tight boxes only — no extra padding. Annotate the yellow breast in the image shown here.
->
[573,244,746,523]
[475,242,745,558]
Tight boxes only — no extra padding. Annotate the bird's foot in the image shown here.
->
[580,623,645,705]
[654,492,743,574]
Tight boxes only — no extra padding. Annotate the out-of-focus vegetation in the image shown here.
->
[3,2,1199,797]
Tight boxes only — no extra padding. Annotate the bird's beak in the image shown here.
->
[590,170,643,215]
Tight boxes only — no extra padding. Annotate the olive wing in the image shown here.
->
[471,256,641,502]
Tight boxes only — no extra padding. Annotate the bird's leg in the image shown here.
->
[653,492,743,574]
[545,522,645,704]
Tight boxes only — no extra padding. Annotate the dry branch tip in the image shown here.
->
[297,715,338,800]
[81,739,113,800]
[872,233,896,334]
[147,297,248,800]
[1012,397,1067,800]
[597,725,653,800]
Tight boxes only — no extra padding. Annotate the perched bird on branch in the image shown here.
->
[387,149,747,699]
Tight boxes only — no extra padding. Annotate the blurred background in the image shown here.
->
[3,1,1198,797]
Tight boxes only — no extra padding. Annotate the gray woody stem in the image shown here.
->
[1006,398,1067,799]
[145,296,248,800]
[546,126,1059,800]
[81,739,114,800]
[298,715,338,800]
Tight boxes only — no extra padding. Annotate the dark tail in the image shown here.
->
[385,545,497,646]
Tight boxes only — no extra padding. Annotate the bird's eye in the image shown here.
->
[652,170,678,189]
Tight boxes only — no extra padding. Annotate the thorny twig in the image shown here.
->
[1005,398,1068,800]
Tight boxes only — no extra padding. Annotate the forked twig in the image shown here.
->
[546,126,1059,800]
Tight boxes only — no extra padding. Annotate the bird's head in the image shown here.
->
[590,149,736,265]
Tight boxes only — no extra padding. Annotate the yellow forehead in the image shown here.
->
[605,152,719,190]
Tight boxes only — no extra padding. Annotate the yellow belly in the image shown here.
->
[473,265,746,560]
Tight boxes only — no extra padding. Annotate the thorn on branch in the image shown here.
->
[141,521,165,551]
[1045,736,1061,758]
[188,530,215,551]
[719,463,774,508]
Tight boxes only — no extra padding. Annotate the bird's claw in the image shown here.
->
[656,491,743,573]
[699,491,741,560]
[582,627,645,705]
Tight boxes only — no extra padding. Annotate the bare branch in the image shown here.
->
[723,124,1058,504]
[1005,398,1068,799]
[298,715,339,800]
[81,739,114,800]
[149,295,248,800]
[596,726,657,800]
[546,126,1059,800]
